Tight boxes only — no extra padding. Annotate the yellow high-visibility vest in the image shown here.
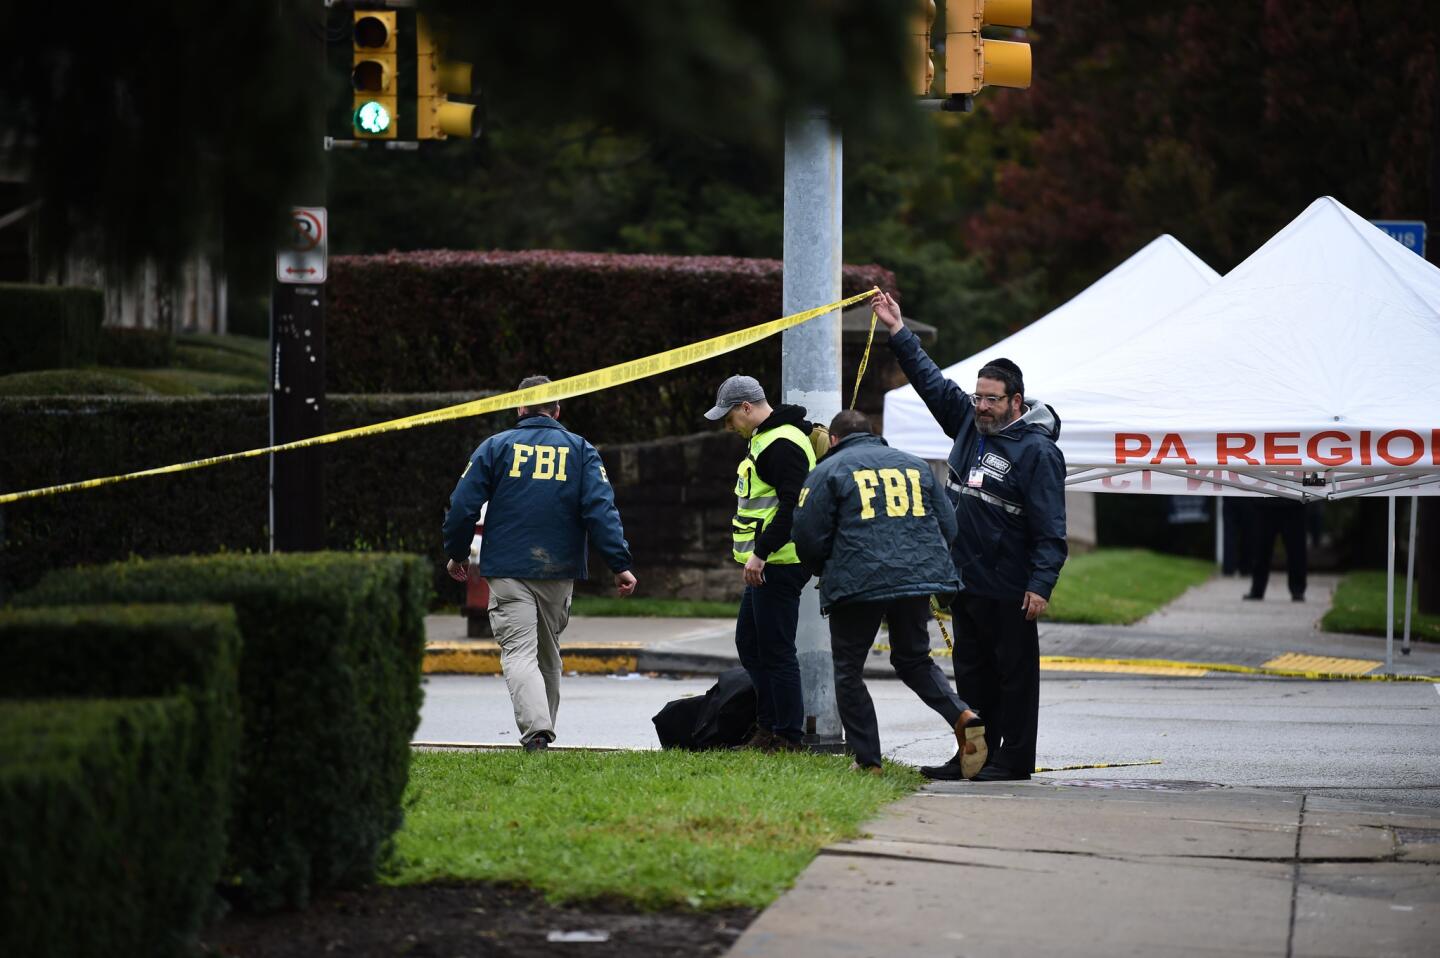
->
[732,423,815,565]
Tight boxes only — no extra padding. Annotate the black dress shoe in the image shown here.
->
[971,764,1031,782]
[919,754,967,781]
[1242,593,1264,601]
[1291,594,1305,602]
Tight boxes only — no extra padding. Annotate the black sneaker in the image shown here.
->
[971,764,1030,782]
[1242,593,1264,601]
[523,735,551,752]
[920,754,967,781]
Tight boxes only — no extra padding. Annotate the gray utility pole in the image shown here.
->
[782,110,843,746]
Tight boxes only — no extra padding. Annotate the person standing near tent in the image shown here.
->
[442,375,638,752]
[874,291,1067,782]
[1244,497,1308,602]
[792,409,987,777]
[705,374,818,753]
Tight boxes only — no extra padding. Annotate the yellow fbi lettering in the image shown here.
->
[508,443,571,481]
[851,468,926,519]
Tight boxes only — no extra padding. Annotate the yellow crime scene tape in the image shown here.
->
[0,288,882,505]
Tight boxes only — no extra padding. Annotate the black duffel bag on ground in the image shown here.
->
[652,667,757,750]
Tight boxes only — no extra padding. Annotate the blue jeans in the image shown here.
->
[734,562,808,743]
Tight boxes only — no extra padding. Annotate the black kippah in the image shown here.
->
[979,357,1025,396]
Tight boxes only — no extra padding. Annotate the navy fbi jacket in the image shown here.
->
[442,415,632,580]
[793,432,962,614]
[889,326,1068,600]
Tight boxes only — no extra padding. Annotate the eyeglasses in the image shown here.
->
[970,393,1011,408]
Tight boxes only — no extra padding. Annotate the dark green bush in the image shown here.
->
[0,603,242,934]
[0,394,509,602]
[0,283,104,374]
[0,695,206,958]
[98,326,177,368]
[16,552,429,911]
[327,250,896,441]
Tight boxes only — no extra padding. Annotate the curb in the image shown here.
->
[425,641,643,675]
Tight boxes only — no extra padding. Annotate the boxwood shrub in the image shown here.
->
[0,283,104,374]
[0,696,207,958]
[0,602,241,934]
[16,552,429,911]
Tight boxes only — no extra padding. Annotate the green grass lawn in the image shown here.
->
[386,749,919,909]
[1320,571,1440,642]
[1045,548,1214,625]
[571,596,740,618]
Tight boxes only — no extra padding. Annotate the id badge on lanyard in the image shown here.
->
[967,438,986,488]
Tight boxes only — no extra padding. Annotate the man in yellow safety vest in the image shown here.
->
[705,374,817,751]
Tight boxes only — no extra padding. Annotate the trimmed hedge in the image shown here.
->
[0,696,206,958]
[0,282,105,374]
[0,394,510,602]
[16,552,429,911]
[99,326,177,368]
[0,604,241,938]
[327,250,897,441]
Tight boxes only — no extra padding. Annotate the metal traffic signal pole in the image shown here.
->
[269,4,330,553]
[782,111,844,747]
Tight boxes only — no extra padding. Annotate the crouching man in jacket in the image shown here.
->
[792,410,985,776]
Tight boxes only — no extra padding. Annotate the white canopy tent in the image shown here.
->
[885,198,1439,670]
[882,233,1221,461]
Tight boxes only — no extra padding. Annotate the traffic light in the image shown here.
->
[352,10,398,139]
[909,0,937,96]
[416,15,479,140]
[945,0,1032,97]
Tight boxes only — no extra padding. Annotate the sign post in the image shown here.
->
[270,206,328,552]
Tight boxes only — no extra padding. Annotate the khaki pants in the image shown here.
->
[486,577,573,745]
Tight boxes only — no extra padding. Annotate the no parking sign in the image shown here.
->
[276,207,328,283]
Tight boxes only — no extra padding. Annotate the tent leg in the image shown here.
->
[1386,497,1395,674]
[1215,498,1225,569]
[1403,495,1417,656]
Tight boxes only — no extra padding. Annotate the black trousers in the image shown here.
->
[734,562,808,743]
[1250,502,1308,599]
[829,595,968,768]
[950,593,1039,775]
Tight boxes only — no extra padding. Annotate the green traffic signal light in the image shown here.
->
[353,100,392,135]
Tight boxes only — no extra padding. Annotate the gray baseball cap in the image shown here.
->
[704,375,767,420]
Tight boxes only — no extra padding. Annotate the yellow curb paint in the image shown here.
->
[1261,652,1379,675]
[1040,660,1209,677]
[423,643,639,675]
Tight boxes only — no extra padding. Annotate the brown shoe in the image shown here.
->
[731,727,775,751]
[849,761,883,776]
[763,735,805,754]
[955,710,988,780]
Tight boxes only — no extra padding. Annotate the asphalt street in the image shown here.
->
[414,671,1440,807]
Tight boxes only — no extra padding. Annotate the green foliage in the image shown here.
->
[0,369,155,396]
[0,696,207,958]
[0,283,104,374]
[173,342,268,379]
[1046,549,1214,625]
[0,394,510,603]
[2,2,319,275]
[387,749,920,909]
[0,604,242,952]
[325,250,895,442]
[16,553,430,911]
[98,327,176,369]
[1320,571,1440,643]
[99,367,266,395]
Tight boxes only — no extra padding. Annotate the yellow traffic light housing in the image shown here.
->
[352,11,398,139]
[417,15,480,140]
[909,0,937,96]
[945,0,1032,97]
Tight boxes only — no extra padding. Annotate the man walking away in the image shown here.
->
[705,374,816,752]
[876,292,1067,782]
[793,410,986,776]
[443,375,637,751]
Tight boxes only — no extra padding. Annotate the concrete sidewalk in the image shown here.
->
[424,572,1440,679]
[728,779,1440,958]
